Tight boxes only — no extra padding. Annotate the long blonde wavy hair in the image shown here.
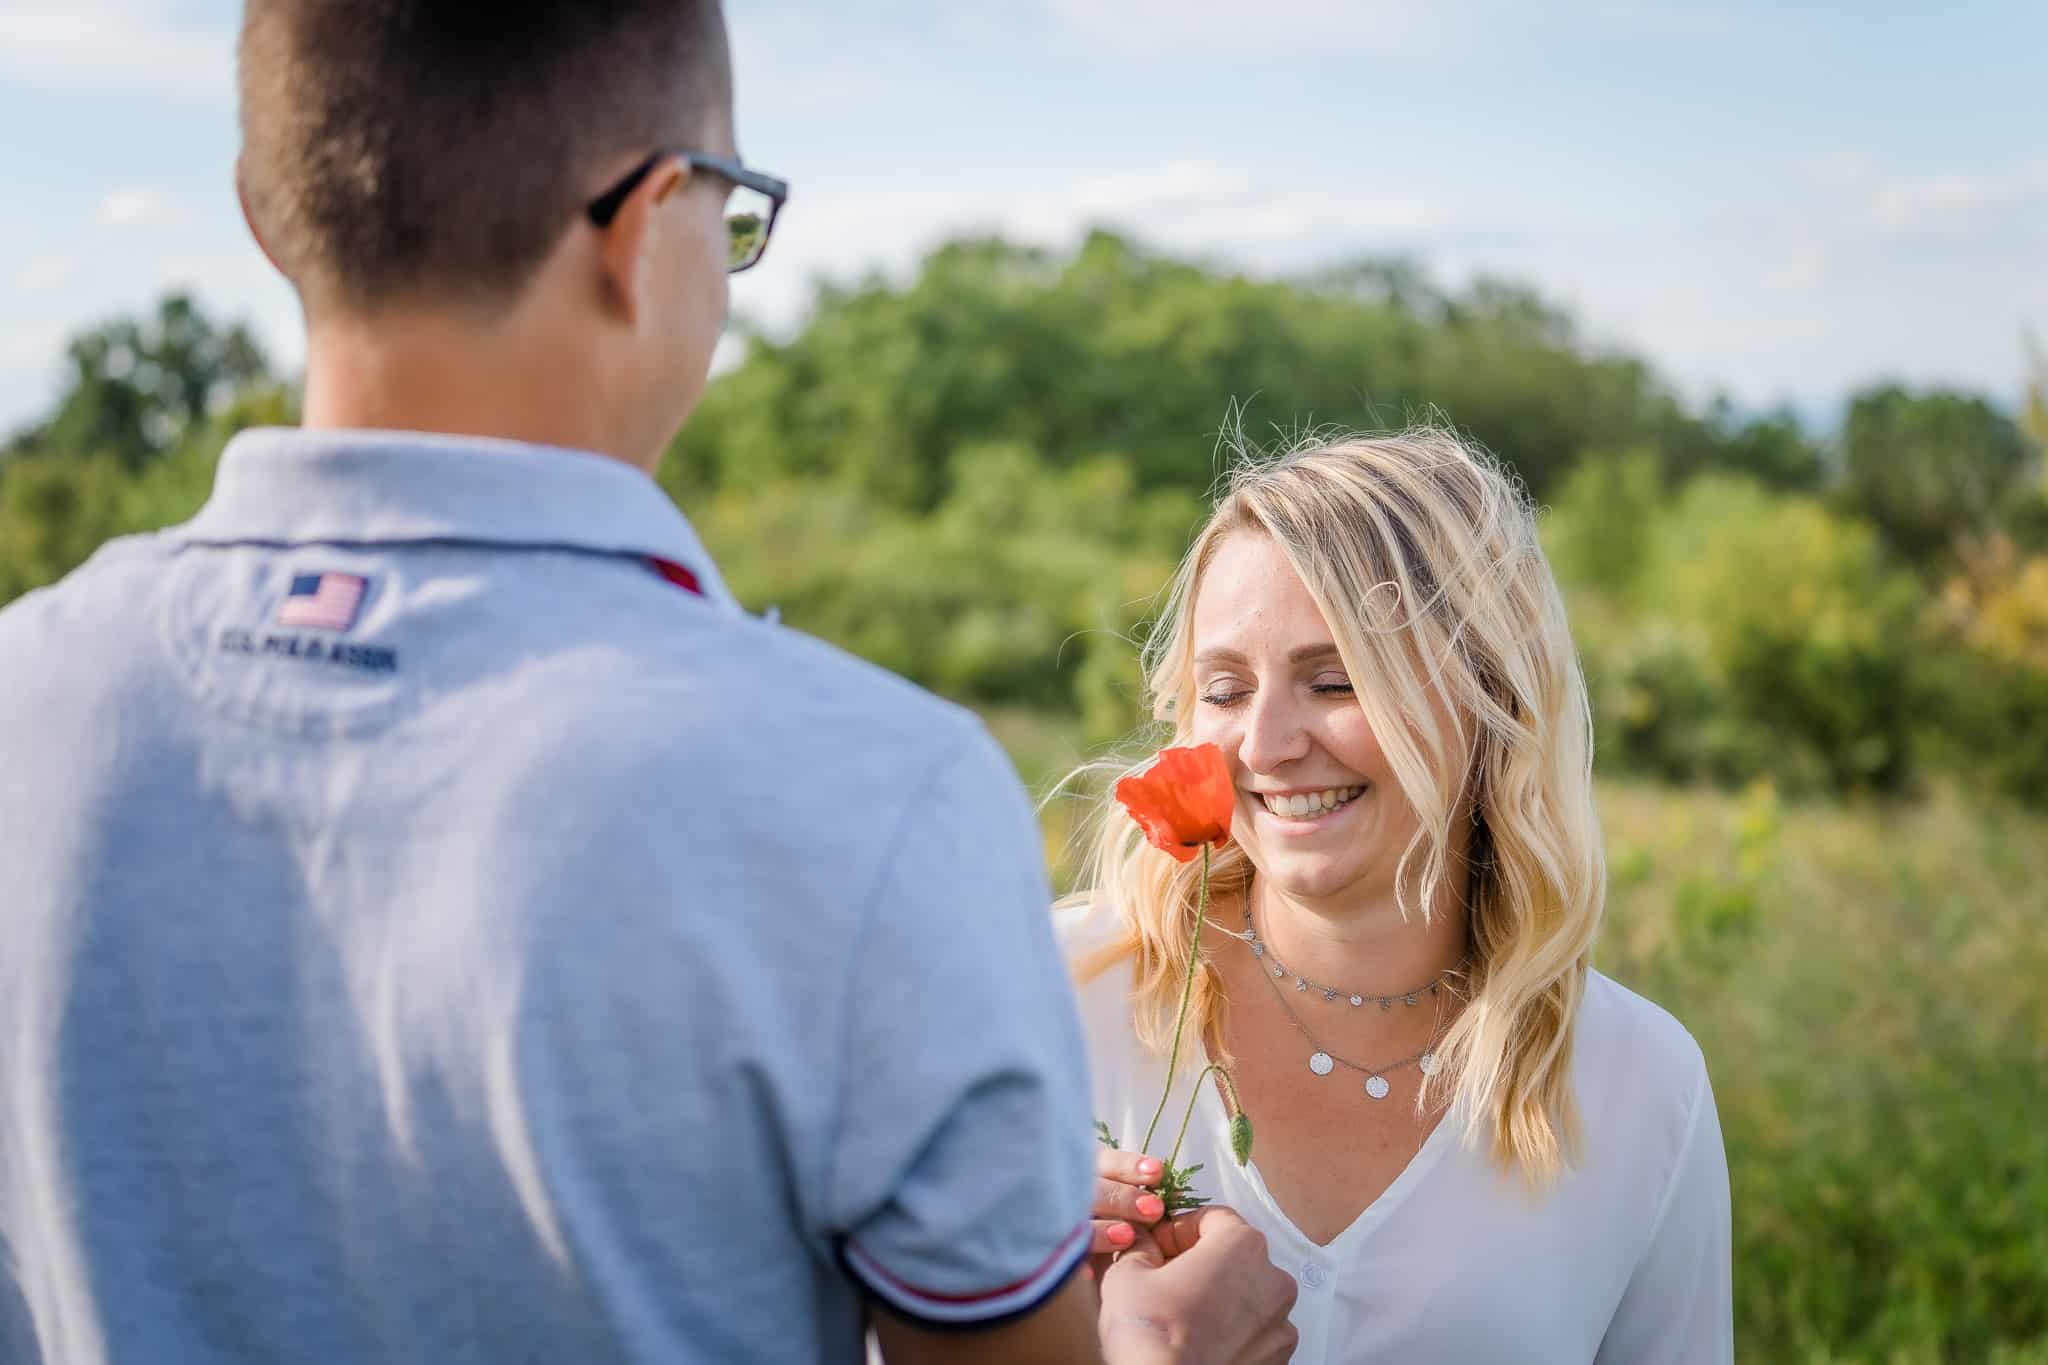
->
[1066,426,1603,1186]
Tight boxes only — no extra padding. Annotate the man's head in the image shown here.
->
[238,0,744,460]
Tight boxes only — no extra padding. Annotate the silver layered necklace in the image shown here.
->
[1238,907,1463,1101]
[1239,907,1463,1010]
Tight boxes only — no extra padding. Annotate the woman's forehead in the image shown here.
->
[1191,532,1335,655]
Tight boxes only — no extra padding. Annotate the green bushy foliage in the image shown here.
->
[0,453,132,603]
[672,233,1732,510]
[672,443,1197,742]
[1840,384,2036,571]
[1599,781,2048,1362]
[1554,467,1932,795]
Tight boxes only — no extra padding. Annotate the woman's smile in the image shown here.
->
[1248,783,1370,829]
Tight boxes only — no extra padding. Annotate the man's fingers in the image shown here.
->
[1247,1319,1302,1364]
[1150,1202,1251,1261]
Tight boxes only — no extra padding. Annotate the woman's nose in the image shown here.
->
[1236,687,1312,775]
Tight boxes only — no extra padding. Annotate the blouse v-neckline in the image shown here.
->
[1192,1036,1464,1254]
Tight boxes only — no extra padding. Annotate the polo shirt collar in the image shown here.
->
[173,427,738,609]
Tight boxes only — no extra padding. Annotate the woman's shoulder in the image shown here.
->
[1578,970,1707,1073]
[1571,969,1715,1153]
[1050,894,1146,1056]
[1051,891,1131,961]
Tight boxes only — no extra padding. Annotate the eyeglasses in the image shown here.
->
[585,150,789,273]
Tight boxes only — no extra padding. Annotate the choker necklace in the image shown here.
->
[1238,907,1465,1010]
[1255,950,1447,1100]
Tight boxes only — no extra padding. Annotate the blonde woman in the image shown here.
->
[1060,430,1732,1362]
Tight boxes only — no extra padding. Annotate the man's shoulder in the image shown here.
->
[492,609,1020,886]
[0,532,177,692]
[612,609,990,775]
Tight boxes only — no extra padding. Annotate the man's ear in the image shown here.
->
[235,158,286,279]
[594,157,690,329]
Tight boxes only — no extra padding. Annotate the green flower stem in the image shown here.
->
[1169,1064,1227,1169]
[1216,1067,1245,1119]
[1141,842,1210,1155]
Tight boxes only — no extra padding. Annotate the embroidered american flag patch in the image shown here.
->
[277,572,368,631]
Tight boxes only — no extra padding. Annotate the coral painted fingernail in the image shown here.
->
[1136,1194,1166,1221]
[1107,1222,1135,1247]
[1137,1158,1162,1179]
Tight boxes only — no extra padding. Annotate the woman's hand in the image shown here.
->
[1086,1147,1170,1274]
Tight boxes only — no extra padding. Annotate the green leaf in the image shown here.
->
[1094,1119,1119,1150]
[1230,1113,1254,1166]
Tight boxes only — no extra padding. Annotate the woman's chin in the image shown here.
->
[1251,854,1381,906]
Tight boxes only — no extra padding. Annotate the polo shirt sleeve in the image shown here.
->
[822,724,1094,1329]
[1596,1059,1734,1364]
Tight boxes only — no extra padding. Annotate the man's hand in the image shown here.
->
[1097,1206,1298,1365]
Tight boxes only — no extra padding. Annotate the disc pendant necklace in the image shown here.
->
[1256,933,1448,1101]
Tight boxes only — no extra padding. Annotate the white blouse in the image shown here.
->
[1057,899,1733,1364]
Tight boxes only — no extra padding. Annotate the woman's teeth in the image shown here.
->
[1259,786,1366,820]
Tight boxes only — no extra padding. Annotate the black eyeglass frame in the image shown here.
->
[584,150,789,273]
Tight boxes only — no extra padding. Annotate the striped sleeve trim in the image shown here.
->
[843,1220,1090,1328]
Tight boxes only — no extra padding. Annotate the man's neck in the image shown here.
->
[301,308,654,473]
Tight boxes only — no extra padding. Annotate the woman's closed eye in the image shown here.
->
[1198,680,1354,707]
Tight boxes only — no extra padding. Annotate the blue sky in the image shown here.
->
[2,0,2043,435]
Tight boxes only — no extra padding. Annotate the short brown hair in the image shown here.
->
[238,0,730,311]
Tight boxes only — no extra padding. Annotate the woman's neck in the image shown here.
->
[1240,872,1471,1003]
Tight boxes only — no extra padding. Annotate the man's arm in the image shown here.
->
[870,1273,1106,1365]
[871,1206,1299,1365]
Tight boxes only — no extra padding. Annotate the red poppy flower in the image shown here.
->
[1115,743,1235,862]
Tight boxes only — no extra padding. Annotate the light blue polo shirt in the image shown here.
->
[0,428,1095,1364]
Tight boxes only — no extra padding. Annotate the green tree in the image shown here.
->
[1839,383,2035,569]
[8,293,271,469]
[1698,398,1827,491]
[2023,329,2048,461]
[672,232,1744,510]
[1650,477,1927,793]
[0,454,132,603]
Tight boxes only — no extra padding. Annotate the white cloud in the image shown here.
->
[97,188,178,229]
[1865,163,2048,238]
[0,3,233,99]
[770,159,1453,278]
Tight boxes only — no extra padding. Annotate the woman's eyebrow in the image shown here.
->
[1192,643,1343,667]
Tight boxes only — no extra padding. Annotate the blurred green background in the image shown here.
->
[5,234,2046,1361]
